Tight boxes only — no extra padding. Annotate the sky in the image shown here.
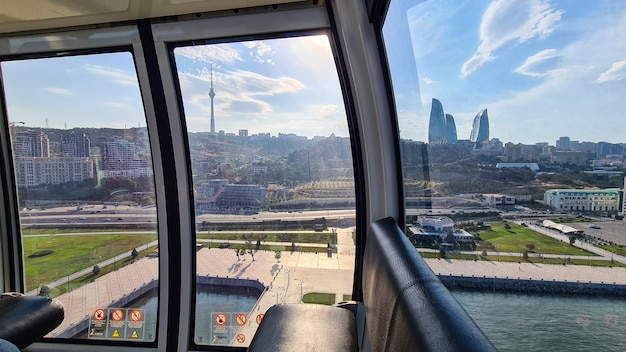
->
[1,35,348,139]
[2,0,626,145]
[392,0,626,144]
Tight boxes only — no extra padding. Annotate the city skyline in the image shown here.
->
[392,0,626,144]
[13,123,626,151]
[2,0,626,144]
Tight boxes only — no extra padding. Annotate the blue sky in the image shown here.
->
[2,0,625,145]
[173,35,348,137]
[394,0,626,144]
[1,35,348,139]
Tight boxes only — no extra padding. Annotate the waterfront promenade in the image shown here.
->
[47,226,626,341]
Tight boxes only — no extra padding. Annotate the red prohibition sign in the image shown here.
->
[235,313,247,326]
[256,314,264,325]
[236,333,246,344]
[111,309,124,322]
[94,308,106,321]
[130,309,142,322]
[215,313,227,326]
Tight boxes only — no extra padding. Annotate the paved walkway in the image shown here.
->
[425,258,626,285]
[45,225,626,342]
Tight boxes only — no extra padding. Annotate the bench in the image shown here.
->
[248,217,496,351]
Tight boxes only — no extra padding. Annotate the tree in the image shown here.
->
[131,248,138,260]
[92,265,101,275]
[569,236,576,246]
[522,250,529,260]
[525,243,535,252]
[38,285,50,297]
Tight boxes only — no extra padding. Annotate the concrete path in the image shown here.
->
[425,258,626,285]
[43,224,626,343]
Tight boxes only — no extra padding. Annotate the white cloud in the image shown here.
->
[244,41,275,64]
[595,60,626,83]
[179,68,304,118]
[515,49,563,77]
[45,87,72,95]
[420,76,434,85]
[176,45,242,65]
[461,0,563,77]
[308,104,340,117]
[85,65,138,86]
[99,101,129,109]
[193,68,304,97]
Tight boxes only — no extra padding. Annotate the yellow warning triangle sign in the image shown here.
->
[130,330,139,339]
[111,329,120,338]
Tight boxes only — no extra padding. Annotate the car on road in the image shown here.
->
[589,224,601,229]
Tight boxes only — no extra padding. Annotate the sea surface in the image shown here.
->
[451,290,626,352]
[130,285,260,344]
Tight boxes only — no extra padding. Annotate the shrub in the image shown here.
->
[28,250,53,258]
[38,286,50,297]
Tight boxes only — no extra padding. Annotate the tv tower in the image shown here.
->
[209,65,216,134]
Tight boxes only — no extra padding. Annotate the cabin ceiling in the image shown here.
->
[0,0,306,35]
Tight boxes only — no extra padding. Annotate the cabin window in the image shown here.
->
[382,0,626,350]
[171,34,356,347]
[1,51,159,342]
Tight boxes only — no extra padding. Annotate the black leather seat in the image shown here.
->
[247,217,496,352]
[247,304,358,351]
[0,293,64,349]
[362,217,496,351]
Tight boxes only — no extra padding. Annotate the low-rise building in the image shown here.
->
[409,216,475,245]
[483,193,516,207]
[543,188,620,212]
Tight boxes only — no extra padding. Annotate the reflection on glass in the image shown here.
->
[173,34,356,347]
[2,52,158,342]
[384,1,626,351]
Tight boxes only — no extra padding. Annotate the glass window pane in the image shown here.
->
[2,52,159,342]
[173,34,356,347]
[383,0,626,351]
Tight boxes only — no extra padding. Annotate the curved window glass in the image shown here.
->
[172,34,356,348]
[2,51,159,342]
[383,1,626,351]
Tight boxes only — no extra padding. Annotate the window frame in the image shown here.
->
[0,26,168,350]
[0,1,387,350]
[150,4,366,349]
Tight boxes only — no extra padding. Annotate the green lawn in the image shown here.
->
[198,232,337,244]
[302,292,336,305]
[552,217,592,223]
[597,244,626,258]
[44,245,158,298]
[23,233,157,292]
[419,251,619,267]
[478,222,595,256]
[201,242,335,254]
